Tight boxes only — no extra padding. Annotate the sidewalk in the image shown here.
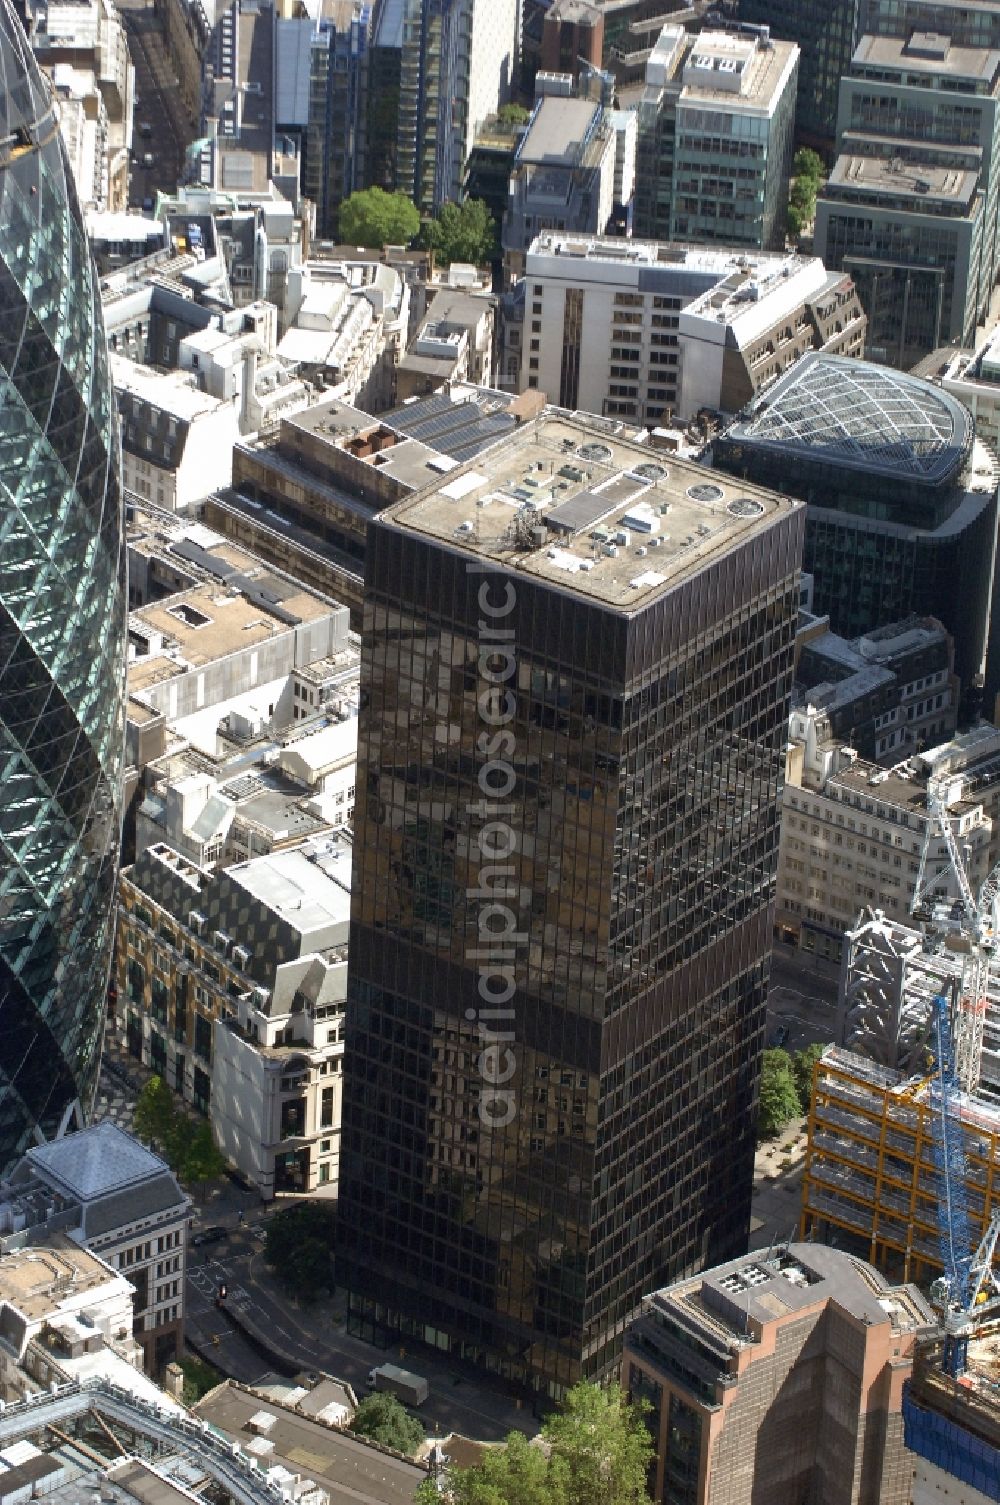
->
[749,1116,809,1251]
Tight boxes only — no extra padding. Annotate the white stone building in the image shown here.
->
[777,726,993,964]
[0,1126,189,1376]
[113,355,242,511]
[118,840,350,1201]
[511,236,865,423]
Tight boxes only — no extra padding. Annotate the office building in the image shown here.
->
[20,0,135,212]
[905,1336,1000,1505]
[737,0,862,152]
[0,0,127,1169]
[540,0,603,84]
[795,615,959,764]
[624,1242,932,1505]
[396,286,495,401]
[116,839,349,1200]
[276,1,371,239]
[943,325,1000,455]
[502,93,630,282]
[513,236,865,425]
[366,0,520,213]
[0,1123,189,1374]
[713,353,1000,691]
[777,736,991,964]
[193,1381,426,1501]
[633,23,799,251]
[210,385,524,622]
[336,409,803,1397]
[0,1348,424,1505]
[815,13,1000,368]
[801,1047,1000,1284]
[112,355,242,511]
[122,507,350,850]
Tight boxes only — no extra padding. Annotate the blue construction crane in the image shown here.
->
[928,994,1000,1378]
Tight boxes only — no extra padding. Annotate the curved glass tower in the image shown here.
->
[0,0,127,1167]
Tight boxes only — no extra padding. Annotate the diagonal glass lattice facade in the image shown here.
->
[0,0,127,1167]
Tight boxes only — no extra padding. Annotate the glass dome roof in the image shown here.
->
[731,353,971,487]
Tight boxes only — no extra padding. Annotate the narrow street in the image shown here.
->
[118,0,191,206]
[184,1204,537,1443]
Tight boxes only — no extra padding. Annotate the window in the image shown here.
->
[321,1086,335,1128]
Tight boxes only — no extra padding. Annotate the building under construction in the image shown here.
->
[801,1046,1000,1284]
[839,908,1000,1097]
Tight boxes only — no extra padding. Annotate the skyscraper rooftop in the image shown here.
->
[382,411,797,610]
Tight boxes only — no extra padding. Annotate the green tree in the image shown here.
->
[178,1354,221,1405]
[792,1042,828,1114]
[793,147,824,183]
[497,102,530,126]
[544,1382,652,1505]
[338,187,420,248]
[263,1202,337,1298]
[178,1120,227,1191]
[757,1048,801,1140]
[786,202,807,238]
[350,1393,425,1454]
[420,1383,652,1505]
[285,1236,332,1300]
[424,198,496,265]
[416,1431,563,1505]
[133,1076,178,1155]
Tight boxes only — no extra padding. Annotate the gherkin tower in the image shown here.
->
[0,0,126,1166]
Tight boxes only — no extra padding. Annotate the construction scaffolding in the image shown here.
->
[838,908,1000,1098]
[800,1046,1000,1284]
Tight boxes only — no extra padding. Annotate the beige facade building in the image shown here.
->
[510,236,865,425]
[777,722,991,964]
[116,839,349,1200]
[623,1241,933,1505]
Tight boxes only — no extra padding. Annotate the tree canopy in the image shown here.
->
[497,102,530,126]
[424,198,496,266]
[757,1048,802,1140]
[263,1202,336,1299]
[792,1042,828,1114]
[133,1076,176,1155]
[338,188,420,248]
[131,1076,227,1188]
[786,148,827,239]
[350,1393,425,1455]
[416,1381,653,1505]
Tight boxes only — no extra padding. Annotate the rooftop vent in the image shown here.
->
[631,462,667,482]
[727,498,765,518]
[577,442,613,464]
[686,482,723,502]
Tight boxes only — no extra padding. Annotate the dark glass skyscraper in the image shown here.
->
[0,0,127,1166]
[338,413,803,1398]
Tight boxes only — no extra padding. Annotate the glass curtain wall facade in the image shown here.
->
[337,506,803,1397]
[737,0,861,152]
[0,0,127,1166]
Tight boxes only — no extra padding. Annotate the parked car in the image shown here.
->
[142,152,155,168]
[139,121,153,138]
[191,1225,227,1247]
